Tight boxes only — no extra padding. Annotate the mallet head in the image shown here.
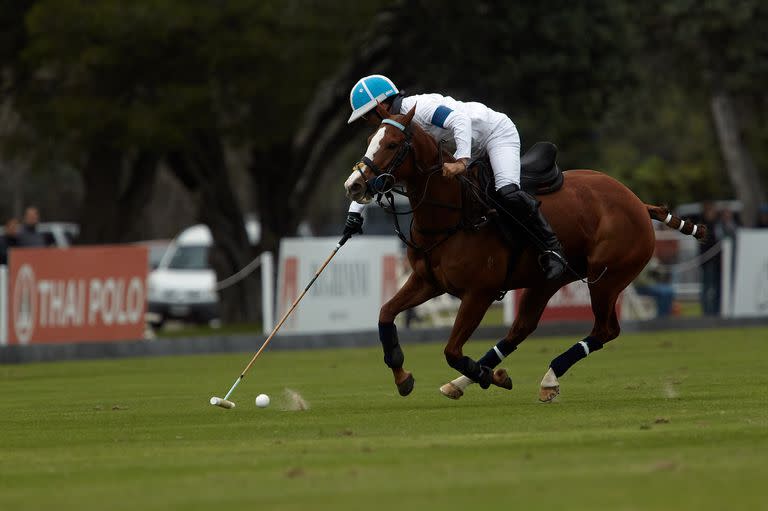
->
[209,396,235,409]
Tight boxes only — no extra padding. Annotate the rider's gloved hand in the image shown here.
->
[343,212,364,237]
[442,158,469,178]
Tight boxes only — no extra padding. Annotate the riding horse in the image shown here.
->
[344,104,705,402]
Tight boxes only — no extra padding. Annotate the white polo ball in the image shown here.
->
[255,393,270,408]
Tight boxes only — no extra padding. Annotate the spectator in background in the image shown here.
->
[0,217,20,265]
[757,205,768,228]
[699,201,721,316]
[634,256,675,318]
[717,208,739,240]
[17,206,47,247]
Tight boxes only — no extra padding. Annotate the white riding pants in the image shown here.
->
[485,117,521,190]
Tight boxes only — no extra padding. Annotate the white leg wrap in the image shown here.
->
[450,375,474,391]
[540,367,559,388]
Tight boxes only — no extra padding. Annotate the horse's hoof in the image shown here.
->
[397,373,415,396]
[492,368,513,390]
[439,382,464,400]
[539,386,560,403]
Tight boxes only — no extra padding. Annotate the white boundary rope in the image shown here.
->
[654,241,723,273]
[214,254,263,291]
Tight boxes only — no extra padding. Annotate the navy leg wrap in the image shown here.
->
[550,336,603,377]
[477,339,517,368]
[379,322,404,369]
[447,356,493,389]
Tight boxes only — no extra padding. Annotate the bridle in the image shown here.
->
[355,118,415,196]
[354,117,465,253]
[356,117,452,204]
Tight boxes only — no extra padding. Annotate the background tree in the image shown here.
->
[2,0,766,325]
[638,0,768,224]
[10,0,383,322]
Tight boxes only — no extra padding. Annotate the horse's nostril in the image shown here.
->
[350,183,363,194]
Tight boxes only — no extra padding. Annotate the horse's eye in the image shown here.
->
[387,142,398,150]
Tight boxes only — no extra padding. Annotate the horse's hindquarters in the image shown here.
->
[543,170,655,276]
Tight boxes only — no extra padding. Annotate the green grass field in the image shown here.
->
[2,327,767,511]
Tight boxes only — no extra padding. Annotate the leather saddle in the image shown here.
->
[520,141,563,195]
[469,141,564,196]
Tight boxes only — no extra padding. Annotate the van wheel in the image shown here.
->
[149,315,165,329]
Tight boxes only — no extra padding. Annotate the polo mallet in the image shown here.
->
[209,233,352,409]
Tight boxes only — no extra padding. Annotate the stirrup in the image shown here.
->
[538,250,566,279]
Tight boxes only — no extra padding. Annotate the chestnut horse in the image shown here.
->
[344,104,705,402]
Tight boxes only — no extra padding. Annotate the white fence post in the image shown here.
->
[260,252,274,334]
[503,290,515,325]
[720,238,733,318]
[0,265,7,346]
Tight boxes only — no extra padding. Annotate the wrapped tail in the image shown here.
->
[646,204,707,241]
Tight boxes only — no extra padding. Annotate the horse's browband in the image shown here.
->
[382,118,406,132]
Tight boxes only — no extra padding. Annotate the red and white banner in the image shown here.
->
[514,280,622,322]
[7,246,148,344]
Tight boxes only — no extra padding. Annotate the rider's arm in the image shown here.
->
[429,105,472,161]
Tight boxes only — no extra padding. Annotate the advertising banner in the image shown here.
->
[514,279,621,322]
[731,230,768,317]
[277,237,401,333]
[8,246,148,344]
[0,266,6,346]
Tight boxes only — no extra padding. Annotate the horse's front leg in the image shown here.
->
[379,272,441,396]
[443,292,499,389]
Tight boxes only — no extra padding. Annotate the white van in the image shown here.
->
[147,220,260,327]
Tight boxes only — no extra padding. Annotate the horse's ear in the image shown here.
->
[374,102,390,119]
[402,105,416,126]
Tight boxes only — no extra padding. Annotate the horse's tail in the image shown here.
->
[646,204,707,241]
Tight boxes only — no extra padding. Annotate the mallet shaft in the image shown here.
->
[239,239,344,377]
[223,375,243,401]
[211,234,350,408]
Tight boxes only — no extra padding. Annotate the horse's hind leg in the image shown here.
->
[440,284,561,399]
[379,272,441,396]
[539,284,622,402]
[442,292,498,389]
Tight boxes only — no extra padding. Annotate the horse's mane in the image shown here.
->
[390,112,455,164]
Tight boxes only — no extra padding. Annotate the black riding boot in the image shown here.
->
[498,184,567,280]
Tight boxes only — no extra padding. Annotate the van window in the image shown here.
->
[168,245,209,270]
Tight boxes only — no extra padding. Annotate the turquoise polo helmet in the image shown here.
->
[347,75,399,124]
